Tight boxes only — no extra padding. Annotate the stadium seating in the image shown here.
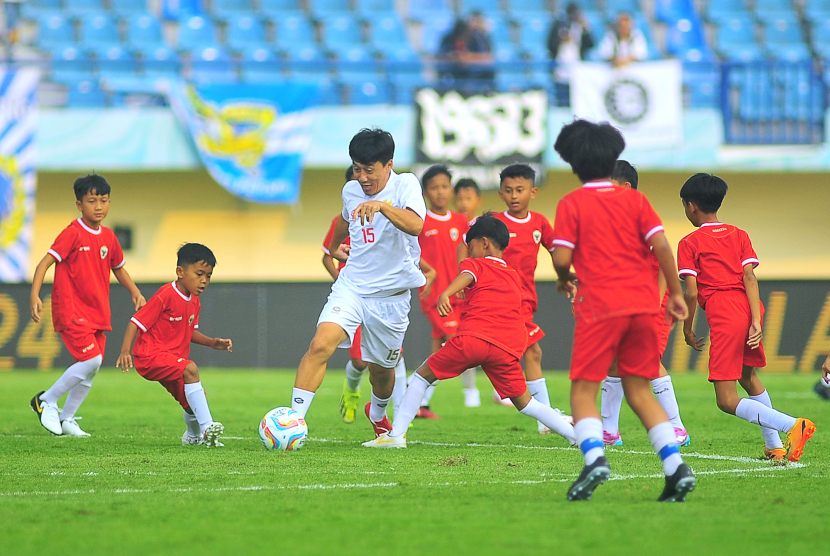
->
[78,13,121,48]
[190,46,237,83]
[211,0,254,17]
[141,45,182,78]
[274,14,317,51]
[259,0,304,15]
[458,0,501,14]
[95,45,139,79]
[238,47,284,83]
[177,16,218,50]
[127,15,165,49]
[368,15,408,49]
[226,15,269,50]
[345,80,392,105]
[319,14,362,50]
[356,0,396,15]
[110,0,148,16]
[38,14,76,48]
[64,0,106,14]
[67,79,108,106]
[50,46,95,82]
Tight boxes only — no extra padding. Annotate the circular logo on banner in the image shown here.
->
[604,79,649,125]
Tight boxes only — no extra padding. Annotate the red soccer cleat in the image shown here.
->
[364,402,392,438]
[415,406,440,420]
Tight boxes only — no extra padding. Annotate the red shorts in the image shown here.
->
[427,334,526,399]
[349,325,363,360]
[134,353,194,410]
[60,326,106,362]
[655,314,674,358]
[570,313,661,382]
[421,299,460,340]
[706,291,766,381]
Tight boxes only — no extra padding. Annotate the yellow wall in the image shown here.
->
[31,169,830,282]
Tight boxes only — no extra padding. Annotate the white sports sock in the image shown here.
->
[408,369,436,407]
[59,356,102,421]
[651,376,685,430]
[42,355,103,405]
[600,377,624,434]
[183,382,213,433]
[460,368,477,389]
[527,378,552,431]
[391,357,407,414]
[648,421,683,476]
[574,417,604,465]
[291,387,315,419]
[369,392,391,423]
[735,398,797,434]
[345,360,365,392]
[390,373,430,437]
[520,398,576,444]
[183,410,201,437]
[749,390,784,449]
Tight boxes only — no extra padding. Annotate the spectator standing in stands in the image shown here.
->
[547,3,595,106]
[438,11,494,91]
[598,12,648,67]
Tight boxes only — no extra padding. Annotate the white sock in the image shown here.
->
[648,421,683,476]
[651,376,685,430]
[749,390,784,449]
[461,368,477,389]
[527,377,552,431]
[408,370,436,407]
[59,357,101,421]
[291,387,315,419]
[574,417,604,465]
[735,398,797,433]
[390,373,430,437]
[183,410,200,437]
[369,391,391,423]
[42,355,103,404]
[392,357,407,414]
[183,382,213,433]
[600,377,624,434]
[520,398,576,444]
[345,360,365,392]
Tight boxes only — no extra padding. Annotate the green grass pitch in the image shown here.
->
[1,369,827,555]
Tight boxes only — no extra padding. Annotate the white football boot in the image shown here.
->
[362,432,407,448]
[182,431,204,446]
[61,418,90,437]
[202,422,224,448]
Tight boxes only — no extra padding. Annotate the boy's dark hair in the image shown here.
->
[499,163,536,185]
[680,173,728,213]
[74,173,111,200]
[612,160,638,189]
[349,128,395,167]
[454,178,481,196]
[421,164,452,191]
[345,166,355,182]
[177,243,217,268]
[466,213,509,251]
[554,119,626,183]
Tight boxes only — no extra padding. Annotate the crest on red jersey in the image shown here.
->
[100,246,108,259]
[450,227,459,241]
[189,315,195,325]
[532,230,541,244]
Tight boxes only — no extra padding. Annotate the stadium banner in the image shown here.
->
[1,280,829,373]
[570,59,683,148]
[168,81,319,204]
[0,69,39,283]
[415,88,547,189]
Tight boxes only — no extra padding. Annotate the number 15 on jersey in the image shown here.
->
[362,228,375,243]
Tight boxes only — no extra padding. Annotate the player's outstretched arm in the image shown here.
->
[552,247,577,297]
[742,265,763,349]
[328,215,351,262]
[192,330,233,352]
[437,272,474,316]
[353,202,423,236]
[117,322,139,372]
[30,254,57,323]
[113,266,146,310]
[322,253,340,280]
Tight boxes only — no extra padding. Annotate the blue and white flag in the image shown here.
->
[169,81,319,204]
[0,69,39,283]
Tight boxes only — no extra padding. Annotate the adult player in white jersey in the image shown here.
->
[291,128,427,438]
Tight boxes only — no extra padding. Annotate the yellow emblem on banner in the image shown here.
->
[0,155,25,250]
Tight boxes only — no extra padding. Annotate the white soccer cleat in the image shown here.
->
[202,422,224,448]
[182,431,204,446]
[60,418,90,437]
[362,432,407,448]
[463,388,481,407]
[554,408,575,425]
[30,392,62,436]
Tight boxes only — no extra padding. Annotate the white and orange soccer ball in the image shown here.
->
[258,407,308,451]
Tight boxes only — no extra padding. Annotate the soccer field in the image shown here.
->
[1,369,826,555]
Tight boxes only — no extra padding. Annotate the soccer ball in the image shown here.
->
[259,407,308,451]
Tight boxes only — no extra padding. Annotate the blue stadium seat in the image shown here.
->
[21,0,62,20]
[714,15,757,52]
[211,0,253,17]
[706,0,749,26]
[50,46,95,81]
[368,15,408,49]
[754,0,795,20]
[784,73,826,121]
[177,15,217,50]
[494,43,521,63]
[419,14,454,54]
[458,0,501,14]
[334,46,379,81]
[767,43,812,61]
[507,0,547,13]
[683,61,720,108]
[238,47,285,83]
[309,0,351,16]
[189,45,237,83]
[66,79,108,107]
[274,14,317,50]
[79,13,120,48]
[763,16,804,45]
[665,14,708,58]
[94,45,139,78]
[127,14,164,48]
[582,11,609,39]
[408,0,452,22]
[226,15,268,49]
[806,0,830,23]
[345,80,392,105]
[606,0,641,16]
[259,0,303,15]
[38,14,76,48]
[320,14,362,50]
[281,44,328,71]
[487,15,513,47]
[110,0,149,16]
[391,73,427,105]
[654,0,696,24]
[64,0,106,13]
[286,58,332,88]
[356,0,396,16]
[317,82,343,106]
[721,43,765,62]
[141,45,181,78]
[517,15,551,57]
[162,0,203,21]
[812,18,830,59]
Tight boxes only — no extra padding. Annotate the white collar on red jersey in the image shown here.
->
[502,211,531,224]
[171,281,192,301]
[76,218,102,235]
[485,256,506,264]
[582,180,614,188]
[699,222,724,227]
[427,210,453,222]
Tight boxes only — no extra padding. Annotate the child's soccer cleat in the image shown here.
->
[602,430,623,447]
[415,406,440,420]
[339,380,360,424]
[463,388,481,407]
[182,431,204,446]
[567,456,611,501]
[492,391,513,407]
[60,418,90,437]
[764,447,786,461]
[813,381,830,401]
[539,409,573,435]
[784,418,816,462]
[30,391,62,435]
[362,432,407,448]
[675,427,691,447]
[202,422,225,448]
[657,463,696,502]
[364,403,392,438]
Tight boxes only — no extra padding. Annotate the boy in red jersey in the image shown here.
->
[362,215,575,448]
[493,163,564,432]
[29,174,145,437]
[552,120,694,502]
[600,160,689,448]
[117,243,231,447]
[678,173,815,462]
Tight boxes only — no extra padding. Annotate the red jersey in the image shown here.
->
[493,211,554,314]
[552,181,664,323]
[323,215,351,269]
[419,210,469,304]
[676,222,759,309]
[131,282,201,359]
[456,256,527,359]
[48,218,125,332]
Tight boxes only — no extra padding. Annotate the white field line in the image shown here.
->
[0,482,399,497]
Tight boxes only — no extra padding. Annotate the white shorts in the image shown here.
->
[317,282,411,368]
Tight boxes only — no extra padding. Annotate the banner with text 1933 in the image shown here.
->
[570,60,682,148]
[415,89,547,189]
[169,81,319,204]
[0,69,38,283]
